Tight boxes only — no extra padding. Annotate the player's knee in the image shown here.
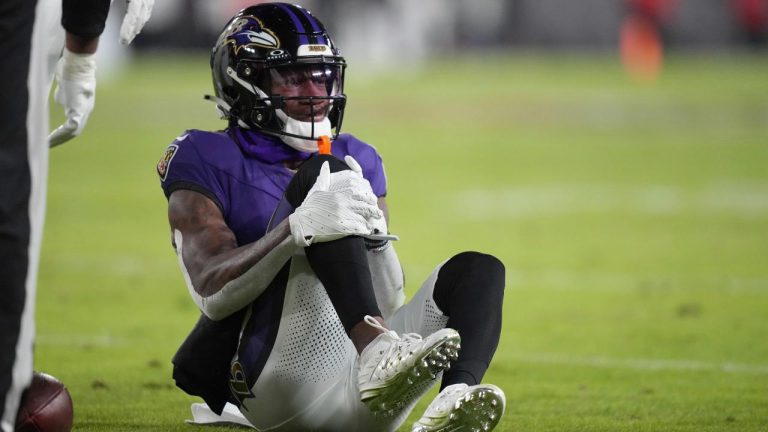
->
[449,251,503,272]
[286,154,349,206]
[298,154,347,178]
[433,252,506,312]
[445,251,505,286]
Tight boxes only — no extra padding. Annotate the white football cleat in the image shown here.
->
[411,383,506,432]
[357,316,461,415]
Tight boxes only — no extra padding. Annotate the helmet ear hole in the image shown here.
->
[250,107,273,127]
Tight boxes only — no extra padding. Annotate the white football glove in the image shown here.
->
[48,48,96,147]
[334,155,395,242]
[288,161,387,247]
[119,0,154,45]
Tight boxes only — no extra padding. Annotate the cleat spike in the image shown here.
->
[413,384,505,432]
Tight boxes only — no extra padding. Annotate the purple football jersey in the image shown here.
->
[157,127,387,245]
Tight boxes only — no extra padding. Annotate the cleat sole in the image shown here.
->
[361,330,461,412]
[411,385,505,432]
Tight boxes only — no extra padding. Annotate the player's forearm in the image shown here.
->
[195,238,295,320]
[62,0,111,40]
[65,32,99,54]
[191,220,293,296]
[178,221,297,320]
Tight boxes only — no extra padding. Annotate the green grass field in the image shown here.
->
[37,52,768,431]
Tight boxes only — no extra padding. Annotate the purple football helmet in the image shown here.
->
[209,3,347,152]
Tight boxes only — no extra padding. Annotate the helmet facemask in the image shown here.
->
[226,60,346,153]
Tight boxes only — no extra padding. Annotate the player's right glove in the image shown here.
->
[289,161,386,247]
[337,155,395,248]
[119,0,155,45]
[48,48,96,147]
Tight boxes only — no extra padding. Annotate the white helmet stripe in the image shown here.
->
[225,66,272,106]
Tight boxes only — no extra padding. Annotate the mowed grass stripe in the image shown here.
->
[35,53,768,431]
[508,352,768,375]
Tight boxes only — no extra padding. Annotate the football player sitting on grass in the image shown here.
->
[159,3,507,431]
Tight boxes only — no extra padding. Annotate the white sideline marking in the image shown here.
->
[505,269,768,294]
[454,182,768,218]
[510,352,768,374]
[36,333,122,347]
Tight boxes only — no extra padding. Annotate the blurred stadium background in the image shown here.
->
[102,0,768,72]
[37,0,767,431]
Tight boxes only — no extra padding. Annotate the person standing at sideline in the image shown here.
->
[0,1,153,430]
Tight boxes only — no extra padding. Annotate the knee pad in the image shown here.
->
[433,252,505,315]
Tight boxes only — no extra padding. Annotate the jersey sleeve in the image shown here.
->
[157,133,227,214]
[335,135,388,197]
[62,0,111,39]
[363,151,387,198]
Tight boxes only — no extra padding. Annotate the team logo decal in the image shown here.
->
[229,361,255,405]
[221,16,280,54]
[156,144,178,181]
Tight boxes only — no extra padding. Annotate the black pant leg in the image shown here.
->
[432,252,506,389]
[0,0,37,423]
[286,155,382,334]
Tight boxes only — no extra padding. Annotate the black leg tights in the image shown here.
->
[432,252,506,389]
[285,155,382,334]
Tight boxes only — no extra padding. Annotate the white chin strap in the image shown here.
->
[225,67,334,153]
[275,109,332,153]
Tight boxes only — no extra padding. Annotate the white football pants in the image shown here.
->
[236,254,449,431]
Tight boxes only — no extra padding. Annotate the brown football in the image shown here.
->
[14,372,73,432]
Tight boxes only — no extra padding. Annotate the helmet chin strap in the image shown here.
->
[225,66,333,152]
[274,108,331,153]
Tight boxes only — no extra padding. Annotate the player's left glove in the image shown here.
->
[289,161,385,247]
[119,0,155,45]
[48,48,96,147]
